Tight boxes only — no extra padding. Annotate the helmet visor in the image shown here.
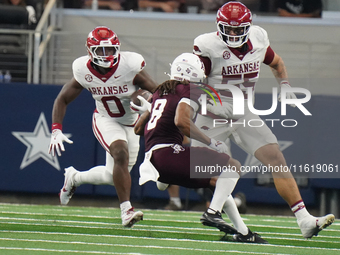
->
[89,45,120,68]
[218,22,250,47]
[92,46,118,57]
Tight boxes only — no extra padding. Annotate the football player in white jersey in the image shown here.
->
[192,2,334,239]
[48,26,158,227]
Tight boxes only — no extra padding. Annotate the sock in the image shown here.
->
[120,201,132,213]
[291,200,310,220]
[209,170,239,213]
[223,195,248,235]
[170,197,182,208]
[74,166,113,186]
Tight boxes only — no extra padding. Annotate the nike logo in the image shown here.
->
[250,50,256,54]
[114,75,121,79]
[62,188,67,192]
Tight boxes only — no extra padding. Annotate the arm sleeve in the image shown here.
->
[263,46,275,65]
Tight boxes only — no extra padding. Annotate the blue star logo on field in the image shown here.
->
[12,112,72,171]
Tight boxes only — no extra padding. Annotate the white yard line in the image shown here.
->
[0,238,294,255]
[0,230,339,252]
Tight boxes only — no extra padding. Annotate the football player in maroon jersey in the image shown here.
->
[133,53,268,243]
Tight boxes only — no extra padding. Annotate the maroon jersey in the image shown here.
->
[144,83,201,151]
[141,82,230,188]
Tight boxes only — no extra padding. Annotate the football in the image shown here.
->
[130,89,152,106]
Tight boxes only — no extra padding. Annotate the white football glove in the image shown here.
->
[199,96,233,118]
[206,98,225,117]
[48,129,73,157]
[209,138,229,154]
[130,95,151,113]
[221,101,233,118]
[278,81,297,108]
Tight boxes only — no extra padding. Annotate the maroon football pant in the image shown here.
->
[151,146,230,189]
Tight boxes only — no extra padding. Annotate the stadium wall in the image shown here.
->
[53,10,340,96]
[2,83,339,206]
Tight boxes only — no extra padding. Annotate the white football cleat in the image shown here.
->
[59,166,78,205]
[298,214,335,238]
[121,207,143,228]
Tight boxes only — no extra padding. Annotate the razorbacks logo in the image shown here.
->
[229,21,240,26]
[223,51,231,60]
[85,74,93,82]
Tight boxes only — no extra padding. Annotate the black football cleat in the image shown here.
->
[200,209,238,235]
[232,228,268,244]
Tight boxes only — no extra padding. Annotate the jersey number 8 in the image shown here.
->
[147,99,167,130]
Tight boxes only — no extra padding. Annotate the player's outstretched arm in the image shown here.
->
[49,78,83,156]
[175,102,210,144]
[269,53,297,107]
[269,53,288,83]
[134,111,150,136]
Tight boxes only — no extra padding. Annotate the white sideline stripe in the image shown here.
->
[264,236,340,243]
[0,206,298,222]
[0,204,303,223]
[1,203,333,223]
[0,247,142,254]
[2,221,338,244]
[0,230,339,252]
[0,211,116,219]
[1,211,207,223]
[4,209,339,229]
[0,203,294,218]
[0,217,220,235]
[0,222,338,245]
[0,239,292,255]
[0,218,296,237]
[0,211,311,227]
[4,207,338,227]
[260,231,340,240]
[0,221,222,236]
[0,216,338,234]
[246,223,338,233]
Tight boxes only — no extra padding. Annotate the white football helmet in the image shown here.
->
[170,53,206,83]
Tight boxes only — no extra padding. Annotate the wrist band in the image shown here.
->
[52,123,62,131]
[280,80,290,86]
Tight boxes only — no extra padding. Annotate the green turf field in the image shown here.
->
[0,203,338,254]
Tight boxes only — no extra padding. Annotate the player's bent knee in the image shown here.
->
[110,141,129,165]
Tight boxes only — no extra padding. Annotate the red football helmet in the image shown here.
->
[216,2,252,48]
[86,26,120,68]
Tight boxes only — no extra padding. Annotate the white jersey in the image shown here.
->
[193,25,270,102]
[73,51,145,125]
[192,25,278,155]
